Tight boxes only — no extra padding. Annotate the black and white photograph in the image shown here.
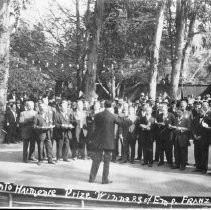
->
[0,0,211,209]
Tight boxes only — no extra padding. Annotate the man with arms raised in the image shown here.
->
[89,100,121,184]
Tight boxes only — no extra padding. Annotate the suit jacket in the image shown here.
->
[137,115,155,141]
[175,115,191,147]
[156,112,176,141]
[53,110,74,140]
[118,116,133,139]
[19,110,37,139]
[6,109,17,125]
[33,113,51,141]
[93,109,121,151]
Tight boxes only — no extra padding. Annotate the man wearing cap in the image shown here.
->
[89,100,121,184]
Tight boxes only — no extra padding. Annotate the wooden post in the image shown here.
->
[81,199,85,208]
[8,194,13,207]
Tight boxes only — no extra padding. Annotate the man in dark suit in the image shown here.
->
[172,109,191,170]
[200,101,211,174]
[5,103,17,143]
[156,103,176,167]
[192,102,203,172]
[53,100,75,162]
[89,100,121,184]
[33,102,55,165]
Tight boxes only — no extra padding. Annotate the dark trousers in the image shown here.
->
[174,141,187,168]
[128,132,136,161]
[71,137,78,158]
[6,124,16,143]
[160,139,173,164]
[154,139,161,161]
[78,130,87,158]
[56,136,70,160]
[37,138,53,162]
[194,140,203,170]
[89,150,112,183]
[70,128,78,158]
[122,135,129,161]
[142,133,153,164]
[112,137,120,161]
[23,138,35,161]
[137,134,144,160]
[201,136,209,172]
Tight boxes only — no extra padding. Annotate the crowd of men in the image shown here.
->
[4,89,211,179]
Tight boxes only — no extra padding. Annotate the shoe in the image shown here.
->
[23,160,28,163]
[102,180,113,184]
[48,161,55,164]
[37,161,43,166]
[131,160,135,164]
[117,156,122,160]
[72,157,77,161]
[148,163,153,167]
[63,159,70,162]
[180,166,186,170]
[201,170,207,174]
[141,162,147,166]
[120,159,127,164]
[158,161,164,166]
[192,168,202,172]
[167,163,173,168]
[29,157,37,161]
[56,158,62,162]
[89,179,94,183]
[171,165,180,169]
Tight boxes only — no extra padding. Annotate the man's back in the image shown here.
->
[94,109,120,150]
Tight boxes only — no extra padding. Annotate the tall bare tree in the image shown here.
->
[82,0,105,100]
[75,0,81,93]
[149,0,165,100]
[180,0,196,79]
[0,0,11,143]
[170,0,187,99]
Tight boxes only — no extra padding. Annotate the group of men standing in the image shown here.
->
[89,95,211,184]
[4,89,211,184]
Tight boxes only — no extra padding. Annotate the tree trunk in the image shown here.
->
[111,74,116,99]
[82,0,105,101]
[180,1,196,79]
[149,1,165,101]
[76,0,81,93]
[170,0,187,100]
[167,0,175,70]
[0,0,11,143]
